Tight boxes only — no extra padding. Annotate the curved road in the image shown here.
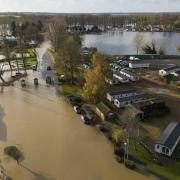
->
[0,41,155,180]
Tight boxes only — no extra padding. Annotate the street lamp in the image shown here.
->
[124,142,127,163]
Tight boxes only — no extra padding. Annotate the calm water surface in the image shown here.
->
[83,31,180,55]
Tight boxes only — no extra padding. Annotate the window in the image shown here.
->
[157,145,160,149]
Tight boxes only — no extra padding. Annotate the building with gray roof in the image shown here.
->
[155,122,180,157]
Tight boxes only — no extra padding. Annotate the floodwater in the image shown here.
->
[83,31,180,55]
[0,41,155,180]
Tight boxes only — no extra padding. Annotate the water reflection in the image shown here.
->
[83,31,180,55]
[0,105,7,141]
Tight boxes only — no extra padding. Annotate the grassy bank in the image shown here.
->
[131,143,180,180]
[61,84,82,96]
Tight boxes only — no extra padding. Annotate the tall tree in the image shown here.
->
[142,42,157,54]
[82,64,105,101]
[16,25,27,73]
[92,53,112,78]
[56,34,81,84]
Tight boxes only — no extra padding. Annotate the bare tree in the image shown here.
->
[133,33,144,55]
[3,39,13,75]
[56,34,81,84]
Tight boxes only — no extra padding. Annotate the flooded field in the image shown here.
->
[0,76,155,180]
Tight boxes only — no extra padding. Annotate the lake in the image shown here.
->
[83,31,180,55]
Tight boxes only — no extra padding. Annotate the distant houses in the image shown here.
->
[159,65,180,77]
[129,61,149,69]
[155,122,180,157]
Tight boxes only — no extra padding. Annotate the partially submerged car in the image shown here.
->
[81,115,91,125]
[73,106,81,114]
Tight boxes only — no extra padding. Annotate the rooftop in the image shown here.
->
[107,89,136,96]
[133,98,164,109]
[121,69,138,77]
[156,122,180,149]
[163,65,179,72]
[114,93,146,102]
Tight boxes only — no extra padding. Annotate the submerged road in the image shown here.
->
[0,41,155,180]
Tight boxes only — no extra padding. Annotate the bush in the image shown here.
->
[116,156,124,163]
[114,146,124,157]
[4,146,22,162]
[125,160,136,169]
[67,95,83,106]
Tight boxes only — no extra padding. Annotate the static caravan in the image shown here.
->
[120,69,140,81]
[155,122,180,157]
[114,94,146,108]
[106,89,137,103]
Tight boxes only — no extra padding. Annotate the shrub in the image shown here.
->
[4,146,22,162]
[125,160,136,169]
[67,95,83,106]
[114,146,124,157]
[116,156,124,163]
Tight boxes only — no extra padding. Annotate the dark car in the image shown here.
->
[34,78,39,86]
[73,106,81,114]
[21,79,26,87]
[32,65,37,71]
[47,66,52,71]
[46,76,52,85]
[81,115,91,125]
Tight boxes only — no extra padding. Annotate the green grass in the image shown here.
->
[61,84,81,96]
[28,49,36,57]
[130,143,180,180]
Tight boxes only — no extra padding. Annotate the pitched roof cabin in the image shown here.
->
[155,122,180,157]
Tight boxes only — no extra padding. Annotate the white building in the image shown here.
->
[114,94,146,108]
[155,122,180,157]
[120,69,140,81]
[129,62,149,69]
[106,89,137,103]
[159,66,180,77]
[113,72,129,83]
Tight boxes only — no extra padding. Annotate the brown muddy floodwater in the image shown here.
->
[0,43,156,180]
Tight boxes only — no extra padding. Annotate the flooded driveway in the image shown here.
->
[0,41,155,180]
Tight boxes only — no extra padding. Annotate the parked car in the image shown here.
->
[34,78,38,86]
[47,66,52,71]
[21,79,26,87]
[73,106,81,114]
[32,65,37,71]
[81,115,91,125]
[46,76,52,84]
